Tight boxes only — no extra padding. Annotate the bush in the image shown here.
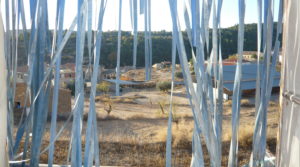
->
[189,58,194,72]
[175,71,183,79]
[97,81,111,94]
[156,81,172,92]
[251,54,257,59]
[227,54,237,60]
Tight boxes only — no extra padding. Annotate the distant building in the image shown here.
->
[211,63,281,100]
[61,63,76,71]
[100,68,116,81]
[17,66,28,83]
[227,51,264,62]
[17,63,50,83]
[152,63,164,69]
[59,69,75,87]
[14,83,72,113]
[242,51,258,60]
[152,61,171,70]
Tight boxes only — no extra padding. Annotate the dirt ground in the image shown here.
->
[15,68,280,166]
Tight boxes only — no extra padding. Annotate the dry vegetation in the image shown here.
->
[14,68,280,166]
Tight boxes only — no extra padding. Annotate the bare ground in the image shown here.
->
[14,68,280,166]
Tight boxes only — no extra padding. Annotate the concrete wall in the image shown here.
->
[276,0,300,166]
[0,3,9,166]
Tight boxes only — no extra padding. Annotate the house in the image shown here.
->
[216,63,280,99]
[152,63,164,69]
[14,83,72,113]
[194,63,280,100]
[17,63,50,83]
[61,63,76,71]
[242,51,258,60]
[100,68,116,81]
[17,66,28,83]
[227,51,263,62]
[152,61,172,70]
[59,69,76,87]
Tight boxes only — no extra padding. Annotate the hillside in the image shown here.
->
[17,23,281,68]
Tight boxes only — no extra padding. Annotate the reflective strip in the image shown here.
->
[115,0,122,96]
[84,0,107,166]
[71,0,88,166]
[48,0,65,166]
[131,0,138,68]
[165,1,177,166]
[228,0,245,166]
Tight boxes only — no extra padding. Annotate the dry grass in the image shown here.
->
[18,114,278,167]
[12,66,281,166]
[155,119,192,146]
[269,100,278,107]
[126,114,150,120]
[223,125,254,148]
[224,100,233,106]
[95,95,137,104]
[224,99,254,107]
[241,99,255,107]
[14,90,279,167]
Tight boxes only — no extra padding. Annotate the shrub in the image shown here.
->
[175,71,184,79]
[104,101,112,115]
[156,81,172,92]
[241,99,254,107]
[227,54,237,60]
[158,101,165,115]
[97,81,111,94]
[251,54,257,59]
[189,58,194,72]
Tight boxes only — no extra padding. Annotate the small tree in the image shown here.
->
[175,71,183,79]
[104,101,112,115]
[156,81,172,92]
[97,81,111,94]
[251,54,258,59]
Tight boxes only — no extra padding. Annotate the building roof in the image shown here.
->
[61,63,76,70]
[214,63,281,92]
[17,63,50,73]
[60,69,74,73]
[17,66,28,73]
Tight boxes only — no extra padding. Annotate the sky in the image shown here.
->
[1,0,280,31]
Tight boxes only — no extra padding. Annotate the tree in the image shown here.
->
[156,81,172,92]
[97,81,111,94]
[251,54,258,59]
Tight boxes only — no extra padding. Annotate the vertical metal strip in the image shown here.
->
[84,0,107,166]
[228,0,245,166]
[165,1,177,165]
[131,0,138,68]
[115,0,122,96]
[71,0,87,165]
[48,0,65,166]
